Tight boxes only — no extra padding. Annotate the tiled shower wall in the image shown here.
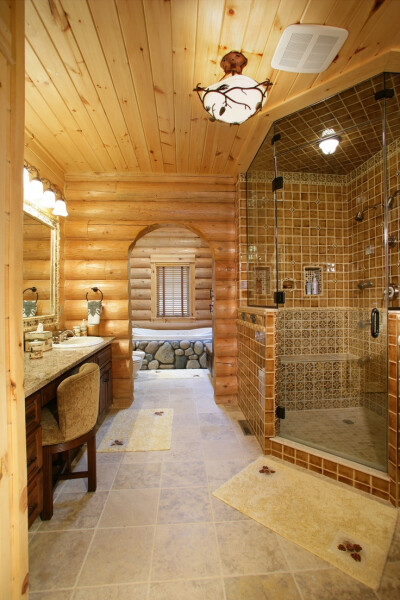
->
[237,308,277,450]
[239,144,399,417]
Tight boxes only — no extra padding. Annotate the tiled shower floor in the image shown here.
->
[28,371,399,599]
[280,407,387,471]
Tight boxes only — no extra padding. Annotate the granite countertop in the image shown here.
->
[24,337,114,397]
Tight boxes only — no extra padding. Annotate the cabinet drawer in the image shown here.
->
[25,392,41,433]
[26,425,42,479]
[41,378,60,406]
[96,346,112,368]
[28,470,43,528]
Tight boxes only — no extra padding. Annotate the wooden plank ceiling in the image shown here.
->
[24,0,400,179]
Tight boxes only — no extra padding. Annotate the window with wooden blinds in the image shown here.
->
[156,265,190,318]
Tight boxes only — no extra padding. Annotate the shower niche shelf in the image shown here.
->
[304,266,322,295]
[280,353,359,364]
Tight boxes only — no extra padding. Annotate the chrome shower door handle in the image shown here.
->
[371,308,379,338]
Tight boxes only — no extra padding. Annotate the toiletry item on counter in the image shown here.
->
[80,319,87,336]
[25,327,53,352]
[73,325,81,337]
[25,338,53,352]
[312,275,319,295]
[29,340,43,359]
[305,281,312,295]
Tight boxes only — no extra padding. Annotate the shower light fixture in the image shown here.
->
[194,51,272,124]
[318,128,341,155]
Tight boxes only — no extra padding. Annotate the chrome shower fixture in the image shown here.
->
[388,189,400,209]
[354,200,383,222]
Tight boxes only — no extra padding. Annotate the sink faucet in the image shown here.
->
[60,330,75,341]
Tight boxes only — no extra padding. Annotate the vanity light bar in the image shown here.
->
[23,161,68,217]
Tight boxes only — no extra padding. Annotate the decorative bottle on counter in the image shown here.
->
[80,319,87,336]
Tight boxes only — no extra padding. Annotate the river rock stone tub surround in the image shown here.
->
[133,339,212,369]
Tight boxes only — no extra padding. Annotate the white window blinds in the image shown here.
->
[156,265,190,317]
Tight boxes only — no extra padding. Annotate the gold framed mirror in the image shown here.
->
[23,201,59,327]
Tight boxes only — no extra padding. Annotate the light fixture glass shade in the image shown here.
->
[52,198,68,217]
[198,75,268,124]
[42,188,56,208]
[318,128,340,155]
[28,177,44,201]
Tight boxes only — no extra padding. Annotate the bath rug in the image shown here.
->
[212,456,397,589]
[97,408,173,452]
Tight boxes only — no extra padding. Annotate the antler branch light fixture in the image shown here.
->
[194,51,272,125]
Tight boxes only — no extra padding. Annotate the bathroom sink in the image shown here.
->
[53,336,104,349]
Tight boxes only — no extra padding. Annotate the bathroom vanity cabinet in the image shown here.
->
[24,340,113,527]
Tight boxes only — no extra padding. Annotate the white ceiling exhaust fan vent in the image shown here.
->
[271,24,348,73]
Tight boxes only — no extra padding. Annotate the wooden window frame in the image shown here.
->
[150,254,195,322]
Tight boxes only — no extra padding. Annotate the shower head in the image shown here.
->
[355,211,364,222]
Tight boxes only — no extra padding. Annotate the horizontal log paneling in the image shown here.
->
[64,179,237,404]
[64,260,128,280]
[67,201,234,222]
[130,226,213,332]
[64,280,129,300]
[64,299,129,320]
[112,338,131,358]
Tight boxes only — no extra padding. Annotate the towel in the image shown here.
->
[23,300,37,318]
[87,299,102,325]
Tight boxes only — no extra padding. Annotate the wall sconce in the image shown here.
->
[194,51,272,125]
[23,160,68,217]
[318,128,341,155]
[24,164,43,201]
[52,197,68,217]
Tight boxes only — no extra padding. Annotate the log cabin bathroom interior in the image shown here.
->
[3,0,400,598]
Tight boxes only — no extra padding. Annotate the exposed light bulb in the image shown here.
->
[318,128,341,155]
[52,198,68,217]
[42,188,56,208]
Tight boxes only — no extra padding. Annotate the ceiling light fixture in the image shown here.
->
[194,51,272,125]
[318,128,341,155]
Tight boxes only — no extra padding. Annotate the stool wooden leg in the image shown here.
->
[87,435,97,492]
[41,447,54,521]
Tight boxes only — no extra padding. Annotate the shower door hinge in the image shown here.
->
[276,406,286,420]
[271,133,281,145]
[374,88,394,101]
[272,176,283,192]
[274,291,285,304]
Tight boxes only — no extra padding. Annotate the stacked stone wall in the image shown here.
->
[133,339,212,370]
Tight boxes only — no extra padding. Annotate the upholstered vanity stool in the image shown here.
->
[40,363,100,520]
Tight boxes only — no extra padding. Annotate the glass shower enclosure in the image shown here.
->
[246,72,400,472]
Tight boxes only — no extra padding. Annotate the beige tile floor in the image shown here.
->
[29,370,400,600]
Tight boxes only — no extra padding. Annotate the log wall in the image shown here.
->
[129,226,213,329]
[0,1,29,597]
[63,176,237,405]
